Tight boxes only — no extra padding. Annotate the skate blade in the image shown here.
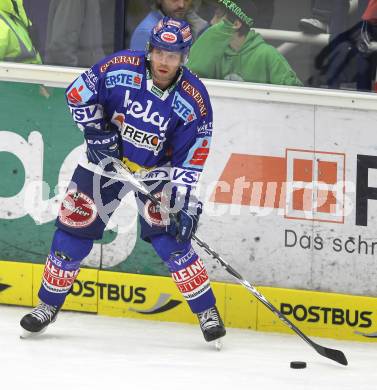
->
[213,338,223,351]
[20,327,46,339]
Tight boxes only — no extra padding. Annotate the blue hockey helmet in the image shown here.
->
[148,16,193,59]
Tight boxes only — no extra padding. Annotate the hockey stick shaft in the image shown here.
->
[110,161,348,366]
[189,235,347,366]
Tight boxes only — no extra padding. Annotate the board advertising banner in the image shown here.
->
[1,80,377,299]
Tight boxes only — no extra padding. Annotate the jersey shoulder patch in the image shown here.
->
[179,68,210,118]
[99,50,145,91]
[98,50,145,73]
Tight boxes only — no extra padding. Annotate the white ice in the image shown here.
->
[0,305,376,390]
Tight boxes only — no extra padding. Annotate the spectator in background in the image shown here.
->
[23,0,50,59]
[304,1,351,90]
[187,0,302,86]
[299,1,333,34]
[130,0,208,51]
[0,0,41,64]
[356,0,377,90]
[124,0,151,49]
[308,0,377,91]
[299,1,351,35]
[200,0,275,29]
[253,0,275,29]
[44,0,105,67]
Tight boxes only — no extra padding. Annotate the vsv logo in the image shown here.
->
[123,90,170,132]
[70,104,103,123]
[171,167,201,185]
[173,92,196,124]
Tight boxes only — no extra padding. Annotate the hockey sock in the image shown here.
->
[38,229,93,306]
[151,234,215,313]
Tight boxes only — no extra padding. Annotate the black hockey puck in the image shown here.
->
[290,361,307,369]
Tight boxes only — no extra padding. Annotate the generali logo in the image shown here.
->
[212,148,347,223]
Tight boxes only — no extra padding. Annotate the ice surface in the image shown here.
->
[1,305,376,390]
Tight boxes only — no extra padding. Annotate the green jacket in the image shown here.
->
[0,1,41,64]
[187,20,302,86]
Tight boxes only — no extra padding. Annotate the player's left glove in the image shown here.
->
[83,126,120,170]
[167,198,203,242]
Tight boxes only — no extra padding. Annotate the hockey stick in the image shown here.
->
[108,160,348,366]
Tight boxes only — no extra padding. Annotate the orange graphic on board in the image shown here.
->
[211,149,346,223]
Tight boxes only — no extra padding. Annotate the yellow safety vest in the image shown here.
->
[0,10,41,64]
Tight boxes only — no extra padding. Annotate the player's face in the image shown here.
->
[150,48,182,89]
[159,0,192,19]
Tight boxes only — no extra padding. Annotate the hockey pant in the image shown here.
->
[38,165,215,313]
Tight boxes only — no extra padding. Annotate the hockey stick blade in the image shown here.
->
[313,343,348,366]
[109,160,348,366]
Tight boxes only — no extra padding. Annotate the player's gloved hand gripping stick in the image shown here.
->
[105,158,348,366]
[83,127,120,171]
[167,196,203,242]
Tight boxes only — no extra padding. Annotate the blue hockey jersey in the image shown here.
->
[66,50,213,188]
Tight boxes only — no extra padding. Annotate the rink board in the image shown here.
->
[1,79,377,297]
[1,260,376,342]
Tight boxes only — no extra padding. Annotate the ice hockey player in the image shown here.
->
[20,17,226,346]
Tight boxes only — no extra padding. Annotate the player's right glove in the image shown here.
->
[83,126,120,170]
[167,198,203,242]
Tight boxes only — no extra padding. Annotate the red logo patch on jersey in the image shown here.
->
[59,190,97,228]
[67,85,84,104]
[189,139,209,166]
[187,113,194,122]
[144,192,168,227]
[134,75,142,86]
[111,111,125,129]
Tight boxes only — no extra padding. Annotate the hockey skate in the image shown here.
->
[20,301,61,338]
[197,306,226,350]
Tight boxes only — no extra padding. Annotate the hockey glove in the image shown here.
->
[83,126,120,170]
[167,200,203,242]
